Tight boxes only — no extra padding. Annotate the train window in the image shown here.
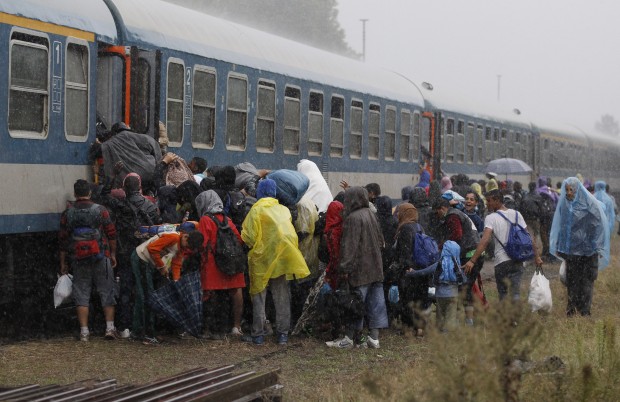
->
[96,54,124,130]
[456,124,465,163]
[257,80,276,152]
[368,103,381,160]
[9,32,49,138]
[457,120,464,134]
[226,74,248,149]
[413,112,420,160]
[494,128,501,159]
[445,118,454,162]
[384,106,396,161]
[350,100,363,159]
[166,60,185,145]
[466,123,475,164]
[477,125,484,164]
[284,86,301,154]
[484,126,492,162]
[506,131,514,158]
[308,91,323,155]
[400,110,411,162]
[330,96,344,157]
[65,41,89,140]
[192,67,216,148]
[446,118,454,135]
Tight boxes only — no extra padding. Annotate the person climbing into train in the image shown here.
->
[59,179,118,342]
[550,177,610,316]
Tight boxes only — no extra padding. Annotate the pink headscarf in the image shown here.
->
[440,176,453,193]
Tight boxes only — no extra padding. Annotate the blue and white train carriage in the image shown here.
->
[0,0,435,317]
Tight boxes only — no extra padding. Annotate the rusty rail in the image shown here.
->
[0,366,282,402]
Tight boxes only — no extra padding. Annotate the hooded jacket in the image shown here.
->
[338,187,385,287]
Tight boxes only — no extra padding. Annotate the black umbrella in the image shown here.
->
[148,270,203,337]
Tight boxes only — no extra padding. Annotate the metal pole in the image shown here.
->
[497,74,501,102]
[360,19,368,61]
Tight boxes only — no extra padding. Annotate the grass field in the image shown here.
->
[1,239,619,401]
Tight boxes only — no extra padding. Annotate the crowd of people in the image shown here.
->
[58,123,614,347]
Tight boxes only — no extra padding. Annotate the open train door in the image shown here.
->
[421,112,439,180]
[129,47,161,138]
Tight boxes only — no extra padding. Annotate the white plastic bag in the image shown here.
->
[559,260,567,285]
[528,270,552,312]
[54,274,73,308]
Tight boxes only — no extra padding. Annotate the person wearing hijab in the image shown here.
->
[326,187,388,349]
[241,179,310,345]
[550,177,610,316]
[594,181,616,237]
[196,190,246,339]
[324,201,345,290]
[470,182,487,216]
[401,186,415,204]
[486,178,499,192]
[392,203,431,337]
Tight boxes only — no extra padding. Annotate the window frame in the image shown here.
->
[400,109,412,162]
[191,65,217,149]
[368,103,381,160]
[445,117,455,162]
[165,58,186,147]
[64,38,90,142]
[225,72,249,151]
[383,105,396,161]
[307,90,324,156]
[256,79,276,153]
[8,29,50,139]
[349,99,363,159]
[283,85,301,155]
[329,94,345,157]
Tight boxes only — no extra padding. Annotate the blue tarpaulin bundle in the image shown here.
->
[267,169,310,206]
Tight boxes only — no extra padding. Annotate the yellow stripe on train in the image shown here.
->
[0,12,94,42]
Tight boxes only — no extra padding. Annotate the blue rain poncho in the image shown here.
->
[549,177,610,270]
[594,181,616,237]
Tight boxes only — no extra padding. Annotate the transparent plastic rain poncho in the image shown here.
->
[594,181,616,237]
[549,177,610,270]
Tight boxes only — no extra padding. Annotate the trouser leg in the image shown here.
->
[251,289,267,337]
[270,275,291,335]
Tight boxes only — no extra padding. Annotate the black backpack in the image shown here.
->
[207,214,247,276]
[66,204,104,261]
[519,193,542,221]
[539,193,556,218]
[115,198,154,249]
[223,190,251,230]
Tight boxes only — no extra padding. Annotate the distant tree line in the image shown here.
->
[595,114,620,136]
[164,0,359,58]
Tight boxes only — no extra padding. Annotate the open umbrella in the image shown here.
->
[148,270,203,337]
[485,158,532,176]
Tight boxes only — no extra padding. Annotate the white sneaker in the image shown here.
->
[325,336,353,349]
[367,336,380,349]
[119,328,131,339]
[230,327,243,336]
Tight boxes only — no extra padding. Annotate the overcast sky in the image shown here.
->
[337,0,619,132]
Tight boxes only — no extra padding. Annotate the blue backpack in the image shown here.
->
[494,211,534,262]
[412,223,440,268]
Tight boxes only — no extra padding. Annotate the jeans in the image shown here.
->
[494,260,524,301]
[350,281,389,332]
[251,275,291,336]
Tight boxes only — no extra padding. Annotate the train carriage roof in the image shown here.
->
[110,0,425,106]
[0,0,118,43]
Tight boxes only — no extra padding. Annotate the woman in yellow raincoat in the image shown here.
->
[241,178,309,345]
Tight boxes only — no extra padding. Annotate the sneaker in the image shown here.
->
[277,333,288,345]
[325,336,354,349]
[142,336,160,346]
[230,327,244,336]
[104,328,119,340]
[366,336,380,349]
[241,335,264,345]
[80,333,89,342]
[465,318,474,327]
[119,329,131,339]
